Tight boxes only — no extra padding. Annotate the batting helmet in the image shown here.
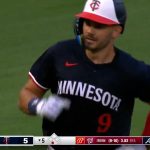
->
[74,0,127,37]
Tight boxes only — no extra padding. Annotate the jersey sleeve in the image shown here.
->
[136,63,150,102]
[29,46,56,90]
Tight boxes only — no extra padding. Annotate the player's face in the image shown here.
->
[82,19,120,52]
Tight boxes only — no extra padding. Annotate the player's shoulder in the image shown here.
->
[46,39,80,54]
[57,39,79,47]
[116,48,150,75]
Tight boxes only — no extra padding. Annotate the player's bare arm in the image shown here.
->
[19,77,71,121]
[19,78,46,114]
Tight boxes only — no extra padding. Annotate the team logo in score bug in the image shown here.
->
[76,137,85,144]
[3,137,9,144]
[143,137,150,144]
[86,137,94,144]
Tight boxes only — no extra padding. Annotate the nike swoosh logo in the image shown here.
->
[65,61,78,67]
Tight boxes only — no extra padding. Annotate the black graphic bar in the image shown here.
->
[0,136,33,146]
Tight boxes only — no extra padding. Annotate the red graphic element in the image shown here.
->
[90,0,101,11]
[76,137,85,144]
[65,61,78,67]
[97,113,112,133]
[142,112,150,136]
[83,136,142,144]
[95,136,142,144]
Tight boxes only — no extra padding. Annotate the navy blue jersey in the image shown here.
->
[29,39,150,136]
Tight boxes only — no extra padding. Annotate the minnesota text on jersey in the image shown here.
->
[57,80,122,112]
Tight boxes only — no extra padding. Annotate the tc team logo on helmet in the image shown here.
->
[90,0,101,11]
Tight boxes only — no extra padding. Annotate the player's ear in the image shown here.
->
[112,25,122,38]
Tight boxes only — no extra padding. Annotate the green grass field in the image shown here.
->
[0,0,150,149]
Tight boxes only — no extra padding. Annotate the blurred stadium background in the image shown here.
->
[0,0,149,149]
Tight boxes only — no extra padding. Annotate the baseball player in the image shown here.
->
[19,0,150,149]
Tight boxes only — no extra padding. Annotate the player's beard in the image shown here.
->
[82,34,112,53]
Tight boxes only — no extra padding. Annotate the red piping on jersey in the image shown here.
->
[28,72,47,91]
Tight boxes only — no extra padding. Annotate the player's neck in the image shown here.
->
[85,46,115,64]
